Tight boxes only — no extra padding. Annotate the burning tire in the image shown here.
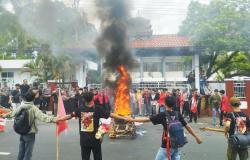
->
[108,118,137,139]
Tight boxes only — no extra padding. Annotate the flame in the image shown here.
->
[114,65,131,116]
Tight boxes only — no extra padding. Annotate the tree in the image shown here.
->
[179,0,250,79]
[219,52,250,78]
[0,5,38,59]
[23,44,76,83]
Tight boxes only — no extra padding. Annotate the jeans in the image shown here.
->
[189,112,197,123]
[159,105,166,113]
[81,144,102,160]
[220,111,227,126]
[183,101,189,118]
[142,103,151,116]
[155,147,181,160]
[130,102,136,116]
[151,105,157,115]
[17,134,35,160]
[212,108,220,126]
[227,145,248,160]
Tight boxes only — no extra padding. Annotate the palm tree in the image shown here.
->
[23,51,75,83]
[51,54,75,83]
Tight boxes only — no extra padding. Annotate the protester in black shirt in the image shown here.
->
[0,91,10,108]
[225,97,250,160]
[11,84,21,110]
[34,89,42,108]
[52,90,58,116]
[20,79,30,98]
[131,96,202,160]
[150,89,159,115]
[74,87,81,108]
[58,91,130,160]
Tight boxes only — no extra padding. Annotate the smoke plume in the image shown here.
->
[95,0,135,75]
[17,0,96,56]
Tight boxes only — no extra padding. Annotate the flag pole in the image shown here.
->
[56,88,60,160]
[56,125,59,160]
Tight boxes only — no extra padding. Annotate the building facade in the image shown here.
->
[130,35,202,90]
[0,59,97,89]
[0,60,32,89]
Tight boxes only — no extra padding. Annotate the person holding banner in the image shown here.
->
[58,91,130,160]
[0,89,60,160]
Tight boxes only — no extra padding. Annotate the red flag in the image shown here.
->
[56,91,68,136]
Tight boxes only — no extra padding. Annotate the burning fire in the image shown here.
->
[114,65,131,116]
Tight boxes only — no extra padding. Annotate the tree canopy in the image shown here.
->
[179,0,250,79]
[0,0,98,82]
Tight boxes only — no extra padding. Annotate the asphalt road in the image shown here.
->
[0,118,231,160]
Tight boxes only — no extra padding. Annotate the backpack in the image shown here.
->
[163,111,187,160]
[14,108,34,135]
[228,112,250,148]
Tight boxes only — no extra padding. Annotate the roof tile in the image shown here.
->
[131,35,191,48]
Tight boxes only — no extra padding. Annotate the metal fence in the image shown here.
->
[88,81,190,92]
[233,81,246,99]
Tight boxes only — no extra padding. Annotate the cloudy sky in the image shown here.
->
[78,0,210,35]
[4,0,211,34]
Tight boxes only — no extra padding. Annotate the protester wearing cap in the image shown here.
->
[210,89,221,127]
[224,97,250,160]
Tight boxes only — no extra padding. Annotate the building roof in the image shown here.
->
[65,34,191,50]
[131,35,191,49]
[0,60,31,69]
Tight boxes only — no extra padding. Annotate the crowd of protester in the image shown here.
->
[1,79,249,160]
[131,87,231,126]
[0,79,231,127]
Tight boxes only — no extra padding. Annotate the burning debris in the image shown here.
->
[114,65,131,116]
[109,65,136,139]
[94,0,136,139]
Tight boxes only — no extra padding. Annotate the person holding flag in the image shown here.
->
[58,91,130,160]
[0,89,60,160]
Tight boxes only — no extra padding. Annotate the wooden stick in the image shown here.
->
[56,126,59,160]
[57,88,60,160]
[200,127,224,133]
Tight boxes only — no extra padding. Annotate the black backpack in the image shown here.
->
[14,108,33,135]
[164,111,187,148]
[228,112,250,148]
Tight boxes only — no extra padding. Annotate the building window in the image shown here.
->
[143,62,161,72]
[234,81,246,99]
[165,62,191,71]
[1,72,14,83]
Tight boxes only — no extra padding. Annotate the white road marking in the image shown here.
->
[0,152,11,155]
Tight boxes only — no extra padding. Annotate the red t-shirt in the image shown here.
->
[158,92,167,106]
[221,95,230,112]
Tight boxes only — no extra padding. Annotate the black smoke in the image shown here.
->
[95,0,135,74]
